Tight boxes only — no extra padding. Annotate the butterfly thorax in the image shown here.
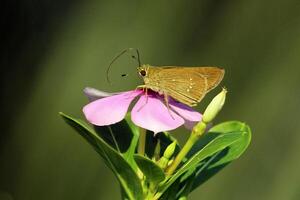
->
[137,64,164,94]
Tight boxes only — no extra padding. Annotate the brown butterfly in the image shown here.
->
[106,49,224,107]
[137,65,224,107]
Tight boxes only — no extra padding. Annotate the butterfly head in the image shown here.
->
[137,64,150,78]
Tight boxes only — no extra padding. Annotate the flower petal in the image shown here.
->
[84,87,119,102]
[169,101,202,122]
[83,90,142,126]
[131,95,184,133]
[183,120,198,130]
[169,100,202,130]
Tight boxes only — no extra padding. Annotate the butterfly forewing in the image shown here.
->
[144,66,224,106]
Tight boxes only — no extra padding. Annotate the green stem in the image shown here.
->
[165,134,198,175]
[138,127,146,155]
[166,122,207,176]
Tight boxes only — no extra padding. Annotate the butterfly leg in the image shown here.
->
[136,85,149,112]
[163,93,175,120]
[136,85,146,91]
[125,85,145,99]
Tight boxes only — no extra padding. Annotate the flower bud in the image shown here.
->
[154,140,161,161]
[163,141,177,159]
[202,88,227,124]
[157,157,168,169]
[157,141,177,169]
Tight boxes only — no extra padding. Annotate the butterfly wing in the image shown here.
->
[149,66,224,106]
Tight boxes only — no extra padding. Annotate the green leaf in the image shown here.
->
[134,154,165,185]
[190,121,251,190]
[93,114,139,170]
[145,131,180,158]
[159,178,181,200]
[156,121,250,198]
[59,112,143,200]
[122,116,140,169]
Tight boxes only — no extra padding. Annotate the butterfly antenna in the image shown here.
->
[134,48,141,67]
[106,49,128,84]
[106,48,142,84]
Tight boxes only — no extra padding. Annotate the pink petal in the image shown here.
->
[169,100,202,130]
[131,95,184,133]
[169,101,202,122]
[84,87,119,102]
[183,120,198,130]
[83,90,142,126]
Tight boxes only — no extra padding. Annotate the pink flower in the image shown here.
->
[82,87,202,134]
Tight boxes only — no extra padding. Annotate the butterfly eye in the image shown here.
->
[139,70,146,77]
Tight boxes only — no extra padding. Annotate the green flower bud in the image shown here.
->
[167,159,174,166]
[163,141,177,159]
[202,88,227,124]
[153,140,161,161]
[157,141,177,169]
[157,157,169,169]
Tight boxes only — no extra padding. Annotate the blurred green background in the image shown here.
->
[1,0,300,200]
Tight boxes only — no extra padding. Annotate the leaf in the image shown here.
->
[156,121,249,198]
[59,112,143,200]
[176,173,196,200]
[134,154,165,185]
[93,114,139,170]
[122,116,140,169]
[190,121,251,190]
[159,178,181,200]
[145,131,180,158]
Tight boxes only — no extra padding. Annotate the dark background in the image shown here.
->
[1,0,300,200]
